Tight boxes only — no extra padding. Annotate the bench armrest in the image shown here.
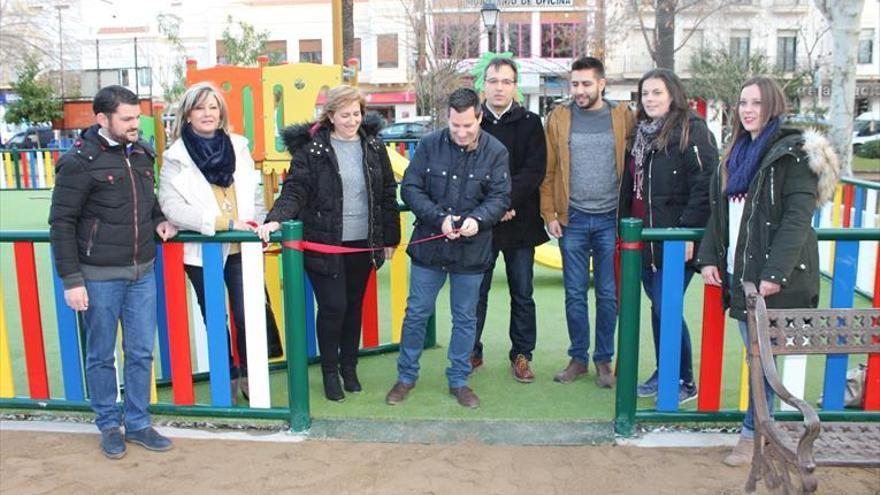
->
[743,282,820,468]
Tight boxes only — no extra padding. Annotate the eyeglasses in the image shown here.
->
[485,78,516,87]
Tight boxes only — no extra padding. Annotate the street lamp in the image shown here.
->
[480,2,500,53]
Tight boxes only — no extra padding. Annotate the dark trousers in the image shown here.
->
[474,246,538,362]
[185,253,283,379]
[641,266,696,384]
[306,241,373,373]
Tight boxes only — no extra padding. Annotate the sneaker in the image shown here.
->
[678,381,698,404]
[511,354,535,383]
[595,361,616,388]
[723,436,754,467]
[637,371,659,397]
[100,427,126,459]
[385,381,415,405]
[124,426,173,452]
[469,353,483,375]
[449,386,480,408]
[553,359,588,383]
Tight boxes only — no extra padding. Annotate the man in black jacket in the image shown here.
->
[386,88,510,408]
[472,57,547,383]
[49,86,177,459]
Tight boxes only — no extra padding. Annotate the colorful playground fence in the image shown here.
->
[0,213,428,432]
[614,217,880,436]
[0,148,63,190]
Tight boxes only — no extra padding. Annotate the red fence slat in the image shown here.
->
[13,242,49,399]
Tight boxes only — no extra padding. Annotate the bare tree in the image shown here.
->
[343,0,354,62]
[813,0,864,176]
[0,0,58,87]
[634,0,729,71]
[399,0,477,126]
[797,20,831,119]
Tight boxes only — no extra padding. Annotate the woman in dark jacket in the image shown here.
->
[257,85,401,401]
[619,68,717,405]
[695,76,839,467]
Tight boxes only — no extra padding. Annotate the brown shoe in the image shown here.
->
[449,386,480,408]
[595,361,616,388]
[385,381,415,405]
[511,354,535,383]
[553,359,588,383]
[469,353,483,375]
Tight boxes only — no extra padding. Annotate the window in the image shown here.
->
[729,32,750,68]
[266,40,288,64]
[216,40,229,64]
[377,34,398,68]
[504,23,531,58]
[858,30,874,64]
[776,34,797,72]
[299,39,322,64]
[217,39,287,64]
[137,67,151,89]
[434,21,480,59]
[541,23,581,58]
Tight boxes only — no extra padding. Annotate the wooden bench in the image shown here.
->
[742,282,880,493]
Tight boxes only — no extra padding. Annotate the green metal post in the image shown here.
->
[615,218,643,436]
[281,221,311,432]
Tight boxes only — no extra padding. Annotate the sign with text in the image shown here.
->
[463,0,574,8]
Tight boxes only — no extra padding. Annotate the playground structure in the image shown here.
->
[0,60,878,438]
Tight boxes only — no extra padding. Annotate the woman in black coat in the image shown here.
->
[695,76,839,467]
[619,68,717,405]
[257,85,401,401]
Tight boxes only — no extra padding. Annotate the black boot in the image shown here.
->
[340,365,362,393]
[322,369,345,402]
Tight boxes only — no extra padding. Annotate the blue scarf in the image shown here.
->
[181,124,236,187]
[725,117,781,196]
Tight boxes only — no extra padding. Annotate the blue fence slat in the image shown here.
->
[153,245,172,380]
[50,247,85,401]
[304,273,317,358]
[823,239,860,410]
[657,240,686,412]
[852,186,865,228]
[202,243,232,407]
[28,151,38,189]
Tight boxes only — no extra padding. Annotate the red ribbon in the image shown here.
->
[619,241,643,250]
[267,231,458,255]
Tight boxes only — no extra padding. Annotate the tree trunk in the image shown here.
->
[655,0,676,70]
[342,0,354,63]
[814,0,865,176]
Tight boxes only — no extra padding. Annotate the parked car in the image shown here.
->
[853,111,880,153]
[1,127,55,149]
[378,121,430,141]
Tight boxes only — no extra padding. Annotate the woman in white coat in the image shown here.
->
[158,82,283,402]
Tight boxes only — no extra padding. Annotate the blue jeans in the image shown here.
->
[559,209,618,365]
[642,266,696,384]
[474,247,537,362]
[83,271,156,432]
[738,320,775,438]
[397,264,483,388]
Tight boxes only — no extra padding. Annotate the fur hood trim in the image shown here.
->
[801,128,841,207]
[280,112,384,154]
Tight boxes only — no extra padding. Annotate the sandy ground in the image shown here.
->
[1,428,878,495]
